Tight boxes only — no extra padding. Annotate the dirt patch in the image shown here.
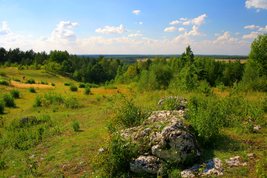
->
[10,80,54,89]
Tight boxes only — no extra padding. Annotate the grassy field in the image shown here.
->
[0,67,266,177]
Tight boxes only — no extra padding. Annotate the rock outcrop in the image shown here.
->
[121,107,200,175]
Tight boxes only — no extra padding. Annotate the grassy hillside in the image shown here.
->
[0,67,266,177]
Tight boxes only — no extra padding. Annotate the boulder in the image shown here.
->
[121,110,200,175]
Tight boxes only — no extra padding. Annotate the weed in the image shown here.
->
[33,95,42,107]
[64,97,80,109]
[79,83,86,88]
[72,120,80,132]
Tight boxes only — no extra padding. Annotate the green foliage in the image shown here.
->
[28,87,36,93]
[0,79,9,86]
[0,99,5,114]
[64,82,71,86]
[40,80,48,85]
[6,115,52,150]
[72,120,80,132]
[0,159,7,170]
[64,97,80,109]
[33,92,80,109]
[26,79,35,84]
[3,94,16,108]
[115,98,146,128]
[188,95,225,144]
[97,134,138,177]
[70,85,78,92]
[79,83,86,88]
[198,80,212,96]
[10,89,20,98]
[51,83,55,86]
[84,87,91,95]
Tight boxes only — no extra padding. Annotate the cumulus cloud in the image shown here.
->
[244,25,260,30]
[214,32,238,43]
[170,20,180,25]
[164,26,176,32]
[178,27,186,32]
[0,21,10,35]
[245,0,267,10]
[128,33,143,37]
[132,9,141,15]
[95,24,126,34]
[243,31,260,39]
[50,21,78,42]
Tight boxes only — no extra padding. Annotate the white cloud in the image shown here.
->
[178,27,186,32]
[95,24,126,34]
[128,33,143,37]
[244,25,260,30]
[185,25,200,36]
[243,31,260,39]
[182,21,191,26]
[170,20,180,25]
[138,21,143,25]
[132,9,141,15]
[0,21,10,35]
[245,0,267,10]
[258,25,267,32]
[191,14,207,26]
[214,32,237,43]
[50,21,78,42]
[164,26,177,32]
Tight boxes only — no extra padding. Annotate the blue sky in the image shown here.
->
[0,0,267,55]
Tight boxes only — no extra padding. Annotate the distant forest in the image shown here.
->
[0,33,266,92]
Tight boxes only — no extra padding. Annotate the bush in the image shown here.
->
[96,134,138,177]
[33,95,42,107]
[64,97,79,109]
[10,89,20,99]
[3,94,16,108]
[72,120,80,132]
[40,81,48,85]
[79,83,86,88]
[116,99,146,128]
[0,100,4,114]
[0,80,9,86]
[70,85,78,92]
[28,87,36,93]
[188,95,225,145]
[51,83,55,86]
[84,87,91,95]
[198,80,212,96]
[26,79,35,84]
[64,82,71,86]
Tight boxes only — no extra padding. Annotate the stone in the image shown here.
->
[253,125,261,132]
[247,153,256,159]
[181,169,195,178]
[130,156,160,174]
[225,156,247,167]
[121,110,200,175]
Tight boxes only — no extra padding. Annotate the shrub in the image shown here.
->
[188,95,225,145]
[198,80,212,96]
[40,81,48,85]
[28,87,36,93]
[0,160,7,170]
[0,71,6,76]
[10,89,20,98]
[43,92,64,106]
[64,97,79,109]
[0,100,4,114]
[51,83,55,86]
[116,99,146,128]
[64,82,71,86]
[26,79,35,84]
[96,134,138,177]
[33,95,42,107]
[3,94,16,108]
[72,120,80,132]
[84,87,91,95]
[70,85,78,92]
[0,80,9,86]
[79,83,86,88]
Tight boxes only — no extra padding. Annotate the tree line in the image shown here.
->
[0,34,266,91]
